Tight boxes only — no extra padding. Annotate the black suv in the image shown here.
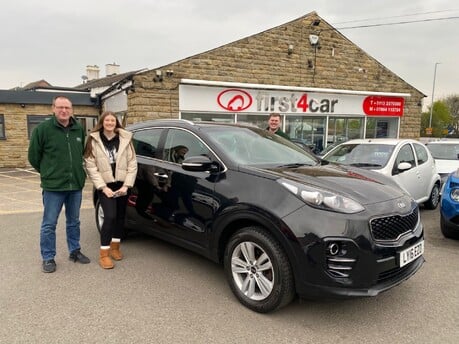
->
[93,120,424,313]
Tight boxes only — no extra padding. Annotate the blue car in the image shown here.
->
[440,170,459,239]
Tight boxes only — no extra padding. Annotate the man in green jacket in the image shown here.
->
[28,96,90,273]
[266,113,290,139]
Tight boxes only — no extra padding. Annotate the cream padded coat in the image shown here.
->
[84,129,137,190]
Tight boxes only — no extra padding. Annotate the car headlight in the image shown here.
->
[277,178,364,214]
[451,189,459,201]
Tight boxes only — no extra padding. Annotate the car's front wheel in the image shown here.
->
[424,184,440,210]
[224,226,295,313]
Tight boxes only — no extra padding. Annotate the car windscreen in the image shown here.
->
[205,126,318,166]
[323,143,394,168]
[427,143,459,160]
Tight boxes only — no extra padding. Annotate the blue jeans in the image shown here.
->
[40,190,82,260]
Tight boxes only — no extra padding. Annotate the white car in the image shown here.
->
[425,139,459,185]
[322,138,441,209]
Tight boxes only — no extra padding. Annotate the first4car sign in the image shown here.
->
[179,84,406,117]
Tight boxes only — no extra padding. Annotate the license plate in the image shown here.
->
[399,240,424,267]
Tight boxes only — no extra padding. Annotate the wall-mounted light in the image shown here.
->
[153,69,163,82]
[20,103,26,108]
[166,70,174,77]
[287,44,294,55]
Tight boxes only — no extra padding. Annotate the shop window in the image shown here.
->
[285,116,325,153]
[365,118,398,139]
[328,117,363,145]
[0,114,5,139]
[27,115,51,139]
[236,114,270,129]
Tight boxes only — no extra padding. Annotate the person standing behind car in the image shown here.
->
[84,111,137,269]
[28,95,90,273]
[266,113,290,139]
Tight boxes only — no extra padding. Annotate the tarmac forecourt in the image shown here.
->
[0,168,93,215]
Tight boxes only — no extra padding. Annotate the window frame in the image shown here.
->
[27,115,51,139]
[0,114,5,139]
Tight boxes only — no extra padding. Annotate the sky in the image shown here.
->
[1,0,458,108]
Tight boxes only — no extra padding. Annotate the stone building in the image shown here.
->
[103,11,424,152]
[1,11,426,167]
[0,90,99,168]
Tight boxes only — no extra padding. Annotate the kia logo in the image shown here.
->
[217,89,253,111]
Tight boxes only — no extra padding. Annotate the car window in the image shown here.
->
[207,127,316,165]
[164,129,211,163]
[413,143,428,165]
[395,144,416,167]
[324,143,393,167]
[132,128,163,158]
[427,143,459,160]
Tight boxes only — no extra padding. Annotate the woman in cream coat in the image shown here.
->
[84,111,137,269]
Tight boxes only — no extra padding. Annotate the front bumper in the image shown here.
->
[283,197,424,298]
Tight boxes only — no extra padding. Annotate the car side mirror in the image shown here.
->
[397,162,412,172]
[182,155,219,173]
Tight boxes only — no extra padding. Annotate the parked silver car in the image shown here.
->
[322,138,441,209]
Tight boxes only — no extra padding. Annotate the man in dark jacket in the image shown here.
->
[266,113,290,139]
[28,96,90,273]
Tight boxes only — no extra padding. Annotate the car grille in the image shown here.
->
[370,207,419,241]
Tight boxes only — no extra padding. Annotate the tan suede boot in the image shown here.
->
[110,241,123,261]
[99,248,114,269]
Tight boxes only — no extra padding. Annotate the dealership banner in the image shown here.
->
[179,84,405,116]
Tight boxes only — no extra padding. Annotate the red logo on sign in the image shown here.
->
[363,96,404,116]
[217,89,253,111]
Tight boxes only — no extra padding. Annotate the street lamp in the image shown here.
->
[429,62,441,130]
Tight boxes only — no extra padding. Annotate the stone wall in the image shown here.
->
[0,104,98,168]
[126,12,424,138]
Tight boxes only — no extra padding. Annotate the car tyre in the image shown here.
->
[224,226,295,313]
[424,184,440,210]
[95,199,104,234]
[440,213,459,239]
[95,199,129,239]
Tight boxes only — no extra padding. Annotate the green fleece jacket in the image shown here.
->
[28,115,86,191]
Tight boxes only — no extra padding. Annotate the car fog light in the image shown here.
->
[328,242,340,256]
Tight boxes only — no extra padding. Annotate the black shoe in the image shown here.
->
[69,249,91,264]
[42,259,56,273]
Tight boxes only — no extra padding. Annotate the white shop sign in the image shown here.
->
[179,83,406,116]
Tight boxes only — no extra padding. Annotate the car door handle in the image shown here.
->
[154,173,169,179]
